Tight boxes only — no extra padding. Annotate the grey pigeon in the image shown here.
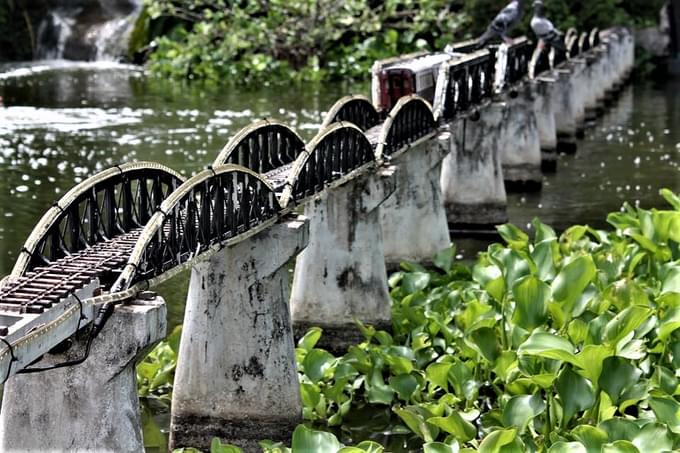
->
[530,0,566,51]
[478,0,524,48]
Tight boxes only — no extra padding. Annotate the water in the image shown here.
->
[0,61,678,451]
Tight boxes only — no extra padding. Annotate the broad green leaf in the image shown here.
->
[478,428,517,453]
[434,247,456,273]
[394,407,437,442]
[467,327,500,363]
[300,382,321,408]
[366,368,394,405]
[658,307,680,342]
[497,224,529,250]
[648,396,680,434]
[424,442,460,453]
[630,422,674,453]
[428,411,477,442]
[473,264,505,302]
[291,425,341,452]
[556,366,595,424]
[298,327,323,352]
[660,188,680,211]
[551,255,597,313]
[547,442,587,453]
[402,272,431,294]
[599,418,640,442]
[602,441,640,453]
[531,239,557,281]
[210,438,243,453]
[571,425,608,453]
[501,394,546,434]
[426,362,452,392]
[355,441,384,453]
[303,349,336,383]
[518,331,577,364]
[512,276,550,330]
[389,374,418,401]
[603,306,652,345]
[598,357,641,405]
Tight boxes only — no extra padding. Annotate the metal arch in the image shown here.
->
[529,46,551,79]
[589,28,601,48]
[112,165,281,291]
[375,95,437,159]
[567,34,580,59]
[213,120,306,174]
[279,123,376,209]
[11,162,184,278]
[320,95,382,131]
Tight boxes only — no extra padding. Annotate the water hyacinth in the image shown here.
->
[141,189,680,452]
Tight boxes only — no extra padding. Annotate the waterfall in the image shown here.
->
[36,0,142,61]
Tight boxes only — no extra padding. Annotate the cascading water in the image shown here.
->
[35,0,142,61]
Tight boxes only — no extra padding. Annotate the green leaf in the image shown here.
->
[497,224,530,250]
[660,189,680,211]
[551,255,597,313]
[389,374,418,401]
[298,327,323,352]
[648,396,680,434]
[547,443,587,453]
[501,394,546,434]
[478,428,518,453]
[427,411,477,442]
[210,438,243,453]
[426,362,452,392]
[394,407,437,442]
[598,357,641,405]
[570,425,608,453]
[658,307,680,342]
[556,366,595,424]
[602,441,640,453]
[434,247,456,273]
[402,272,431,294]
[303,349,336,383]
[300,382,321,408]
[467,327,500,363]
[603,306,652,346]
[630,422,674,452]
[512,276,550,330]
[473,264,505,302]
[291,425,341,452]
[518,331,577,364]
[423,442,460,453]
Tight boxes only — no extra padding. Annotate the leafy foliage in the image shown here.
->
[143,189,680,452]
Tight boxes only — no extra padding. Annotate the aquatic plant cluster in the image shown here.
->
[138,189,680,452]
[134,0,665,84]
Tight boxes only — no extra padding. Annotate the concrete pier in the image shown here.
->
[170,216,309,452]
[532,76,558,172]
[440,107,508,228]
[381,133,451,269]
[0,295,166,452]
[552,67,580,154]
[290,166,396,351]
[497,85,543,191]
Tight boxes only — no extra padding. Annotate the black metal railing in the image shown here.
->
[381,97,437,156]
[321,96,382,131]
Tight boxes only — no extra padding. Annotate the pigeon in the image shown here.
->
[530,0,566,51]
[477,0,524,48]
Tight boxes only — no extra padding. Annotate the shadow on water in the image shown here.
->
[0,62,679,451]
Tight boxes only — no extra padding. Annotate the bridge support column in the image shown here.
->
[532,77,558,172]
[170,215,309,453]
[440,107,508,229]
[381,133,451,269]
[553,68,580,154]
[566,59,589,138]
[0,295,166,452]
[497,86,543,191]
[291,166,396,352]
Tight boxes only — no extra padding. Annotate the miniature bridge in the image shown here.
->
[0,27,634,452]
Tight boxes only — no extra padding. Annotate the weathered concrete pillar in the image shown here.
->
[566,58,589,138]
[0,295,167,452]
[440,108,508,228]
[170,216,309,453]
[290,166,396,350]
[553,67,580,154]
[497,85,543,191]
[381,132,451,269]
[531,77,558,172]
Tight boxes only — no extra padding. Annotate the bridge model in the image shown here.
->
[0,28,634,452]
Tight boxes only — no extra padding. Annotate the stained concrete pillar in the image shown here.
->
[497,85,543,191]
[531,77,558,172]
[381,132,451,269]
[290,166,396,350]
[440,107,508,229]
[170,216,309,453]
[0,295,167,452]
[552,67,580,154]
[566,58,589,138]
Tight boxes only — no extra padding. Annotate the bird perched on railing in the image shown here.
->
[530,0,566,51]
[477,0,524,48]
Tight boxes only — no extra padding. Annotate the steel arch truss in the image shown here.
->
[114,165,281,290]
[280,123,376,208]
[12,162,183,277]
[213,120,306,174]
[376,95,436,158]
[321,95,382,131]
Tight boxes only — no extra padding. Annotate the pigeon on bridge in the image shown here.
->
[477,0,524,48]
[530,0,566,51]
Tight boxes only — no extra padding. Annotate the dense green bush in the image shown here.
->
[140,0,667,84]
[141,189,680,452]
